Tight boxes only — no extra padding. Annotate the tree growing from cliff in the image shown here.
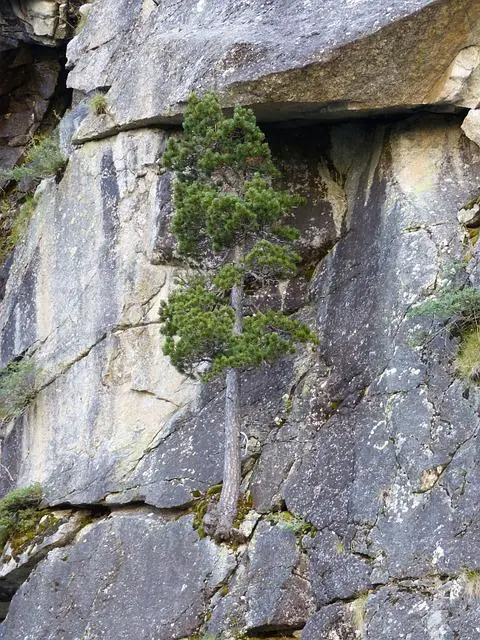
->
[160,93,317,541]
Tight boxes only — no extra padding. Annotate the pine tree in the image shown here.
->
[160,93,317,541]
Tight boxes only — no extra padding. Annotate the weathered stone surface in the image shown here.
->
[0,47,60,182]
[207,520,314,636]
[301,602,355,640]
[67,0,480,141]
[248,114,480,633]
[121,360,295,509]
[0,509,92,619]
[462,107,480,147]
[363,580,480,639]
[0,123,340,508]
[3,8,480,633]
[0,130,198,503]
[2,1,77,47]
[1,512,236,640]
[2,108,480,637]
[58,99,90,156]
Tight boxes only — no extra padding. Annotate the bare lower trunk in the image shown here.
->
[214,246,243,542]
[214,366,242,540]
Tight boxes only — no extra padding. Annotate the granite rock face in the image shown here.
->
[2,512,236,640]
[0,130,198,504]
[68,0,480,141]
[0,123,339,509]
[0,47,61,177]
[1,1,78,48]
[2,112,480,640]
[1,1,480,639]
[0,0,75,184]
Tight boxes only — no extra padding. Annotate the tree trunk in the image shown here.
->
[214,246,243,542]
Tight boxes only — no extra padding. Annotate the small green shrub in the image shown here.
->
[409,285,480,381]
[409,286,480,326]
[0,195,37,263]
[0,359,37,425]
[90,92,108,116]
[0,484,43,551]
[1,135,66,184]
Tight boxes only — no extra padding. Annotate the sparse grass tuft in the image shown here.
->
[461,568,480,600]
[90,92,108,116]
[456,329,480,382]
[351,592,369,635]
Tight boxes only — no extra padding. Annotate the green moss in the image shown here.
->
[191,484,222,538]
[10,511,60,556]
[233,492,253,529]
[206,484,222,498]
[467,226,480,246]
[191,487,252,542]
[267,510,317,539]
[302,263,317,280]
[335,539,345,554]
[76,514,95,529]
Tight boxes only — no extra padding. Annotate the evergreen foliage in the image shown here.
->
[160,93,317,380]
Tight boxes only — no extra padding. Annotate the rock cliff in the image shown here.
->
[1,1,480,638]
